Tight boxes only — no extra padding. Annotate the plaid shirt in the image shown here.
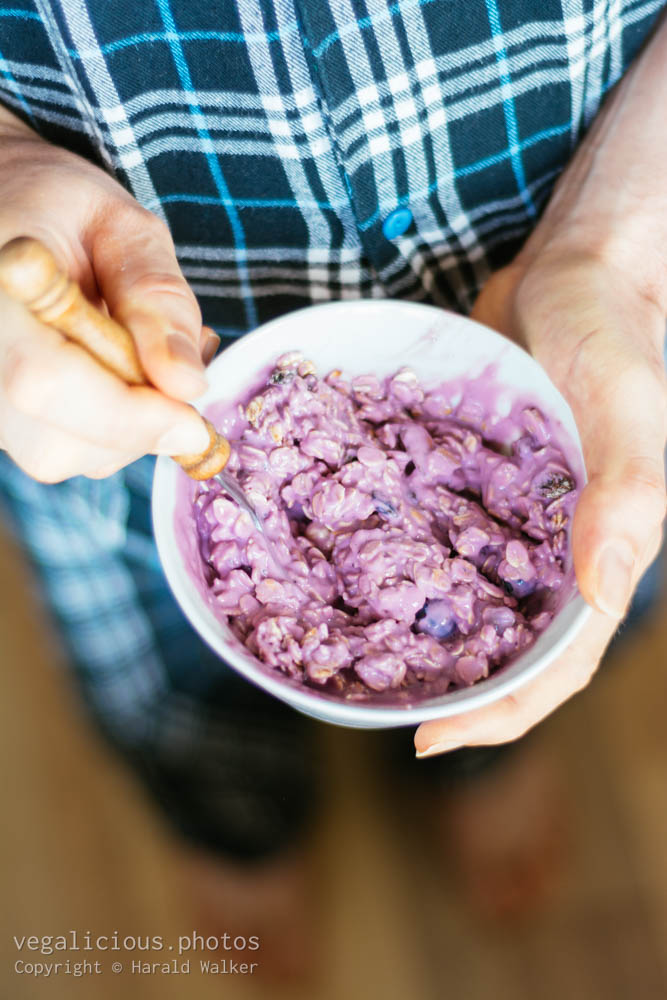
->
[0,0,664,854]
[1,0,664,332]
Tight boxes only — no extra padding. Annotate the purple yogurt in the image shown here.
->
[176,353,579,701]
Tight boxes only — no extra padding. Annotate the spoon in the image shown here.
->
[0,236,262,530]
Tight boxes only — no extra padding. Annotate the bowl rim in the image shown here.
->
[152,299,592,728]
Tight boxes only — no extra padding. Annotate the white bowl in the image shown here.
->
[153,301,591,729]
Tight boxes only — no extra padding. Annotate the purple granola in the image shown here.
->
[188,354,579,699]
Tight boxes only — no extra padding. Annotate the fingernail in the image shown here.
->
[202,331,220,365]
[415,740,459,759]
[595,540,635,618]
[167,333,205,372]
[157,421,210,455]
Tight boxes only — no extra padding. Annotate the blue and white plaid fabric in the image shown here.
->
[0,0,664,852]
[0,0,664,329]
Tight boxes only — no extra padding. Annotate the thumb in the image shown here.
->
[471,263,525,342]
[568,348,666,619]
[90,207,208,400]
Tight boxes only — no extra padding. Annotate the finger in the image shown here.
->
[1,293,210,456]
[86,450,148,479]
[470,264,525,343]
[414,609,614,754]
[0,406,146,483]
[89,205,208,400]
[567,342,667,619]
[200,326,220,365]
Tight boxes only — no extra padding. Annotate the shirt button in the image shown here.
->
[382,206,413,240]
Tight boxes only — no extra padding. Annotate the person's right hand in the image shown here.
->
[0,106,220,482]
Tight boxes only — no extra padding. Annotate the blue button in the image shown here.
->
[382,206,413,240]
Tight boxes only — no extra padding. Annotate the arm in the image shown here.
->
[0,104,218,481]
[415,15,667,754]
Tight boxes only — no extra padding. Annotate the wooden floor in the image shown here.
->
[1,520,666,1000]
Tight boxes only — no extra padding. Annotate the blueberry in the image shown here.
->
[372,494,399,519]
[503,578,536,598]
[414,599,457,639]
[538,473,575,500]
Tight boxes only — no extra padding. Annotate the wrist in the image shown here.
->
[506,242,667,396]
[514,216,667,336]
[538,219,667,313]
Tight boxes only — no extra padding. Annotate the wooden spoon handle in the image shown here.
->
[0,236,230,478]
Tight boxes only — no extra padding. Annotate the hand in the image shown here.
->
[0,106,220,482]
[414,249,666,755]
[415,9,667,755]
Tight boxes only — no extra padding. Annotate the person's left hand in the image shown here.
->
[415,247,666,756]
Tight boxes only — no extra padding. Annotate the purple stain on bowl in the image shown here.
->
[176,354,580,699]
